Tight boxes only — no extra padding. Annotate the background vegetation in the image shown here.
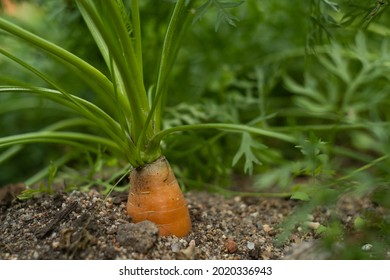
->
[1,0,390,259]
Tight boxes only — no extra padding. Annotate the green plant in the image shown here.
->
[16,160,57,200]
[0,0,296,236]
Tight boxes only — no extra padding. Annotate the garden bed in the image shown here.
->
[0,184,383,260]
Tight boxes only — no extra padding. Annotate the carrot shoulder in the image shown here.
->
[126,156,192,237]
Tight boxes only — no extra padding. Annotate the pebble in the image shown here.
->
[32,251,39,259]
[176,240,197,260]
[21,214,33,222]
[247,241,255,250]
[106,225,117,235]
[112,196,124,205]
[179,239,188,247]
[306,222,321,230]
[105,200,113,209]
[250,212,259,218]
[171,242,181,252]
[362,244,373,251]
[225,238,238,253]
[52,241,60,249]
[262,224,273,233]
[116,221,159,253]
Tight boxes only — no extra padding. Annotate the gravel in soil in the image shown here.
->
[0,185,387,260]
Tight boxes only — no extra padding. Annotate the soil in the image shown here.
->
[0,183,387,260]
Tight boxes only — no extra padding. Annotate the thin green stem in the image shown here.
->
[153,0,193,132]
[0,86,133,156]
[0,48,116,132]
[0,49,113,130]
[273,122,390,132]
[130,0,143,80]
[0,17,113,95]
[75,2,133,121]
[0,131,121,152]
[148,123,296,155]
[337,153,390,182]
[0,118,94,164]
[0,145,23,164]
[78,0,150,144]
[137,0,193,160]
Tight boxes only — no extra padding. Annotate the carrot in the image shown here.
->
[126,156,192,237]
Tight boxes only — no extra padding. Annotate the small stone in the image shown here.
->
[225,238,238,253]
[306,221,321,230]
[52,241,60,249]
[247,241,255,250]
[21,214,33,222]
[116,221,159,253]
[171,242,181,252]
[105,200,113,209]
[261,251,272,260]
[250,212,259,218]
[263,224,273,233]
[258,237,266,244]
[32,251,39,259]
[106,225,117,235]
[112,196,125,205]
[176,240,197,260]
[362,244,373,251]
[179,239,188,247]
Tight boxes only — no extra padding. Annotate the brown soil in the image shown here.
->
[0,184,387,260]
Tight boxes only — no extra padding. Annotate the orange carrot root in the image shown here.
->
[126,156,192,237]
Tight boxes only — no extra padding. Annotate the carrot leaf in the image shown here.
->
[192,0,244,31]
[232,132,267,175]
